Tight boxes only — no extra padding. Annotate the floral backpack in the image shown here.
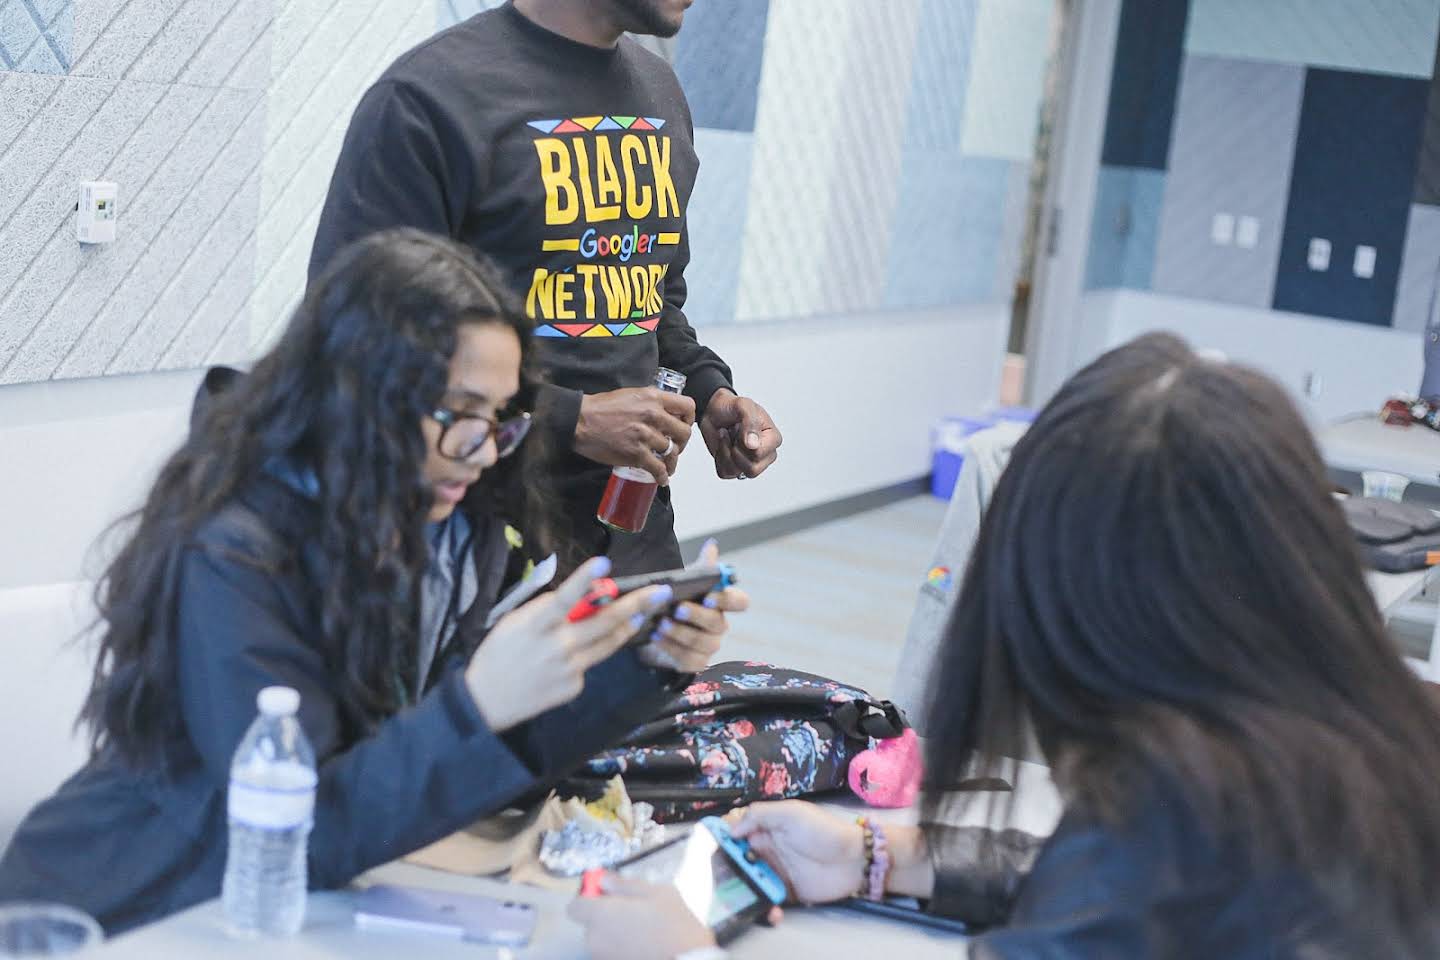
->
[566,661,909,822]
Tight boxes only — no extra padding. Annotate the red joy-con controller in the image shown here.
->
[567,579,621,622]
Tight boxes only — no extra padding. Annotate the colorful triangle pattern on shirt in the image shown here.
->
[528,116,668,135]
[534,319,660,338]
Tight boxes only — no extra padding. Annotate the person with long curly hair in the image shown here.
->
[0,229,745,934]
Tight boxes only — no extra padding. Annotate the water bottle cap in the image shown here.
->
[257,686,300,716]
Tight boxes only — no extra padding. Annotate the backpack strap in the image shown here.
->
[832,699,909,741]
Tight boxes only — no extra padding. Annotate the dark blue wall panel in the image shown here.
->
[1100,0,1190,170]
[672,0,770,133]
[1274,68,1428,327]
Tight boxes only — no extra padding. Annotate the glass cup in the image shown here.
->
[0,904,102,957]
[1363,470,1411,503]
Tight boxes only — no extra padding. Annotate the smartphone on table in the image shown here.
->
[353,883,537,947]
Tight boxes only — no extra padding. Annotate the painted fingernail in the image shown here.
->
[659,618,676,634]
[592,556,612,577]
[703,596,719,609]
[629,613,646,630]
[651,585,674,606]
[673,605,691,622]
[650,630,664,644]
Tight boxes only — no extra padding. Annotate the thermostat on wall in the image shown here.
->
[77,181,118,244]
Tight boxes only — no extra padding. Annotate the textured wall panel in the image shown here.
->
[69,0,188,80]
[1274,68,1428,327]
[1186,0,1440,79]
[685,129,753,327]
[673,0,768,133]
[1152,56,1305,308]
[734,0,922,323]
[1,81,221,383]
[961,0,1056,160]
[0,0,275,385]
[884,154,1012,308]
[1085,165,1165,290]
[901,0,977,152]
[437,0,502,28]
[0,0,73,74]
[1393,203,1440,331]
[247,0,437,351]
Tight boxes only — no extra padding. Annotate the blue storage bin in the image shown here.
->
[930,415,995,500]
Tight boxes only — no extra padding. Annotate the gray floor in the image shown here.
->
[714,495,948,698]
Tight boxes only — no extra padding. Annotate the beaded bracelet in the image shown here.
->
[856,816,891,902]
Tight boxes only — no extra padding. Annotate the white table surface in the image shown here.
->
[92,763,1062,959]
[1320,416,1440,486]
[1367,568,1433,616]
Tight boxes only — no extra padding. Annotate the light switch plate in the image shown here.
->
[1236,216,1260,249]
[1354,244,1376,279]
[77,181,118,244]
[1211,212,1235,245]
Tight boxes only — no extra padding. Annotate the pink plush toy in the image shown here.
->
[848,728,922,808]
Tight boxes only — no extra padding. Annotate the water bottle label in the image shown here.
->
[228,769,317,830]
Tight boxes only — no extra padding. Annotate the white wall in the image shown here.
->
[670,305,1009,539]
[1082,288,1424,423]
[0,368,200,589]
[0,305,1008,589]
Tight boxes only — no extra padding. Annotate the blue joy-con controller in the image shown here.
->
[701,816,788,906]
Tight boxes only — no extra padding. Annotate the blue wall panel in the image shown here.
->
[1100,0,1190,170]
[673,0,770,133]
[1273,68,1428,327]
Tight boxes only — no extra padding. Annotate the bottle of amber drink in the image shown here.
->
[596,367,687,533]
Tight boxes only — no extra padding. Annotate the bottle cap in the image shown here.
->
[257,686,301,716]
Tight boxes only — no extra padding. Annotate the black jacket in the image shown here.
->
[0,466,676,933]
[926,782,1376,958]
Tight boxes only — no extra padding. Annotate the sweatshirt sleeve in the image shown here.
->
[308,80,473,285]
[174,544,538,888]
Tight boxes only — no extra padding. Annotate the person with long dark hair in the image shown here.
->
[0,229,744,933]
[570,333,1440,958]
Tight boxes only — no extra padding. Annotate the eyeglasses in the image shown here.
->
[430,407,532,461]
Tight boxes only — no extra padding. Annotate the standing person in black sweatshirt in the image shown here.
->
[309,0,782,576]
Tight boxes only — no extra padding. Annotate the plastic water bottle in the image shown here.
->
[222,686,316,938]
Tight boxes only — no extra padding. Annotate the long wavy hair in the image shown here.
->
[82,229,549,770]
[923,333,1440,949]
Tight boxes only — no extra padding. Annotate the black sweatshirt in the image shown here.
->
[308,3,734,561]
